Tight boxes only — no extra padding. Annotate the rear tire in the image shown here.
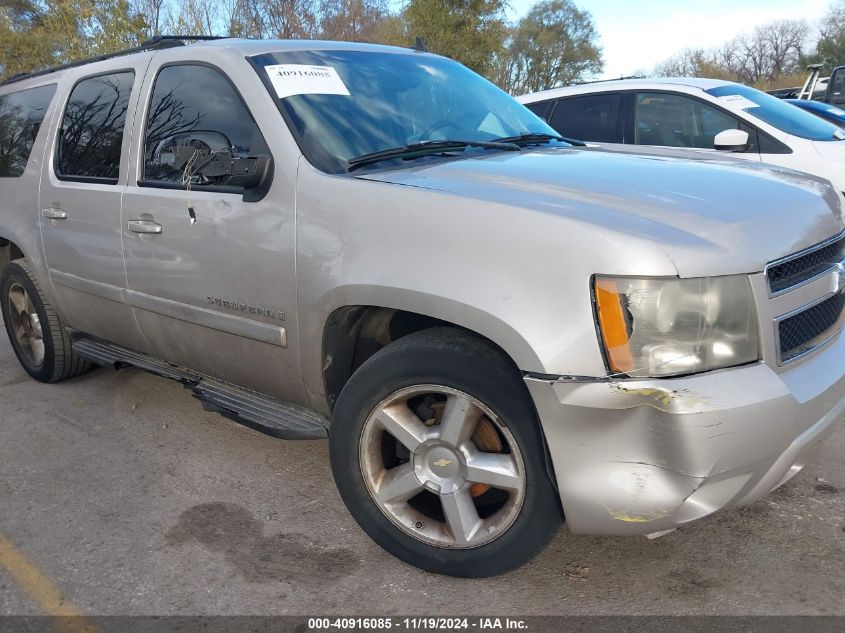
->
[1,259,90,383]
[329,328,561,577]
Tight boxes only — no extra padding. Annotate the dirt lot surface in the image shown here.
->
[1,332,843,616]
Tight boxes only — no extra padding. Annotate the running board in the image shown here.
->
[71,337,328,440]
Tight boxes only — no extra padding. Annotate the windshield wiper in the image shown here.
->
[494,132,586,147]
[347,139,520,171]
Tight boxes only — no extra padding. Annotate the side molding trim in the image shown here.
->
[126,290,288,348]
[50,270,287,347]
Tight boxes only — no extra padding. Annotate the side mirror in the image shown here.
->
[714,129,750,152]
[153,131,271,192]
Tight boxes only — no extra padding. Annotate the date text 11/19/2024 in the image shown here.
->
[307,617,529,630]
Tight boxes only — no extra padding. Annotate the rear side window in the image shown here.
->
[524,100,552,120]
[0,84,56,177]
[143,64,269,186]
[56,71,134,182]
[549,94,622,143]
[829,69,845,105]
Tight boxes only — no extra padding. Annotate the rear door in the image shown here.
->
[120,55,302,400]
[39,64,147,350]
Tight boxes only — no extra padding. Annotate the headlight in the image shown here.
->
[593,275,759,378]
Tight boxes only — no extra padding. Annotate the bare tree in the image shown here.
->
[817,0,845,71]
[164,0,220,36]
[132,0,168,36]
[655,18,809,88]
[319,0,390,42]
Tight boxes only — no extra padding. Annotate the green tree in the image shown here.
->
[400,0,508,77]
[495,0,602,94]
[0,0,147,79]
[817,0,845,71]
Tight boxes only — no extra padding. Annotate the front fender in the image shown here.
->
[300,284,545,411]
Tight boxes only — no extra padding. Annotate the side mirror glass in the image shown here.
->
[714,129,750,152]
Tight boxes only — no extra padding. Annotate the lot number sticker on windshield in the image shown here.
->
[265,64,350,99]
[716,95,760,110]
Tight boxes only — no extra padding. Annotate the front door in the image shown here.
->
[121,59,302,401]
[630,91,761,164]
[39,66,146,350]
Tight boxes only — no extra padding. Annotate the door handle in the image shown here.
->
[128,220,163,235]
[41,208,68,220]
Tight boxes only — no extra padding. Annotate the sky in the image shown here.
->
[505,0,832,79]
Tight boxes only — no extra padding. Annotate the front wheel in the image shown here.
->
[329,328,562,577]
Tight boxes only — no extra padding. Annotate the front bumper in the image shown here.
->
[526,329,845,535]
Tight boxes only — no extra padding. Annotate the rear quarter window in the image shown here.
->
[0,84,57,178]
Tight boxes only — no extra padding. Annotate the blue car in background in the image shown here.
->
[787,99,845,128]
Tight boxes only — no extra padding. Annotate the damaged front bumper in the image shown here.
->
[526,330,845,535]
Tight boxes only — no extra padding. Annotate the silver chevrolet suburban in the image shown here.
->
[1,37,844,578]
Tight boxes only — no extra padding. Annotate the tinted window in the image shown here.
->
[143,65,270,185]
[706,84,844,141]
[827,69,845,106]
[250,50,562,174]
[0,85,56,177]
[548,94,621,143]
[524,100,552,119]
[634,92,740,148]
[57,72,134,181]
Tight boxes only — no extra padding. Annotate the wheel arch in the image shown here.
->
[0,236,26,269]
[316,289,544,413]
[322,305,529,411]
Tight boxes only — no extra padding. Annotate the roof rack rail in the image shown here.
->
[575,75,647,86]
[1,35,229,87]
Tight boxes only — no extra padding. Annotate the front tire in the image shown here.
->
[1,259,90,383]
[329,328,561,577]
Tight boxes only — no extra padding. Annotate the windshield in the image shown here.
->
[706,84,845,141]
[249,49,562,173]
[788,100,845,125]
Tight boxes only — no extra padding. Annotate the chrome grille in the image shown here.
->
[767,231,845,365]
[767,233,845,294]
[777,293,845,363]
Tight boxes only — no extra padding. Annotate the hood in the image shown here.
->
[357,146,845,277]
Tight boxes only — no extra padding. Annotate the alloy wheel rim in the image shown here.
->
[359,385,526,549]
[7,282,45,367]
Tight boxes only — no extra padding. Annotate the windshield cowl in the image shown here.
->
[347,139,522,171]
